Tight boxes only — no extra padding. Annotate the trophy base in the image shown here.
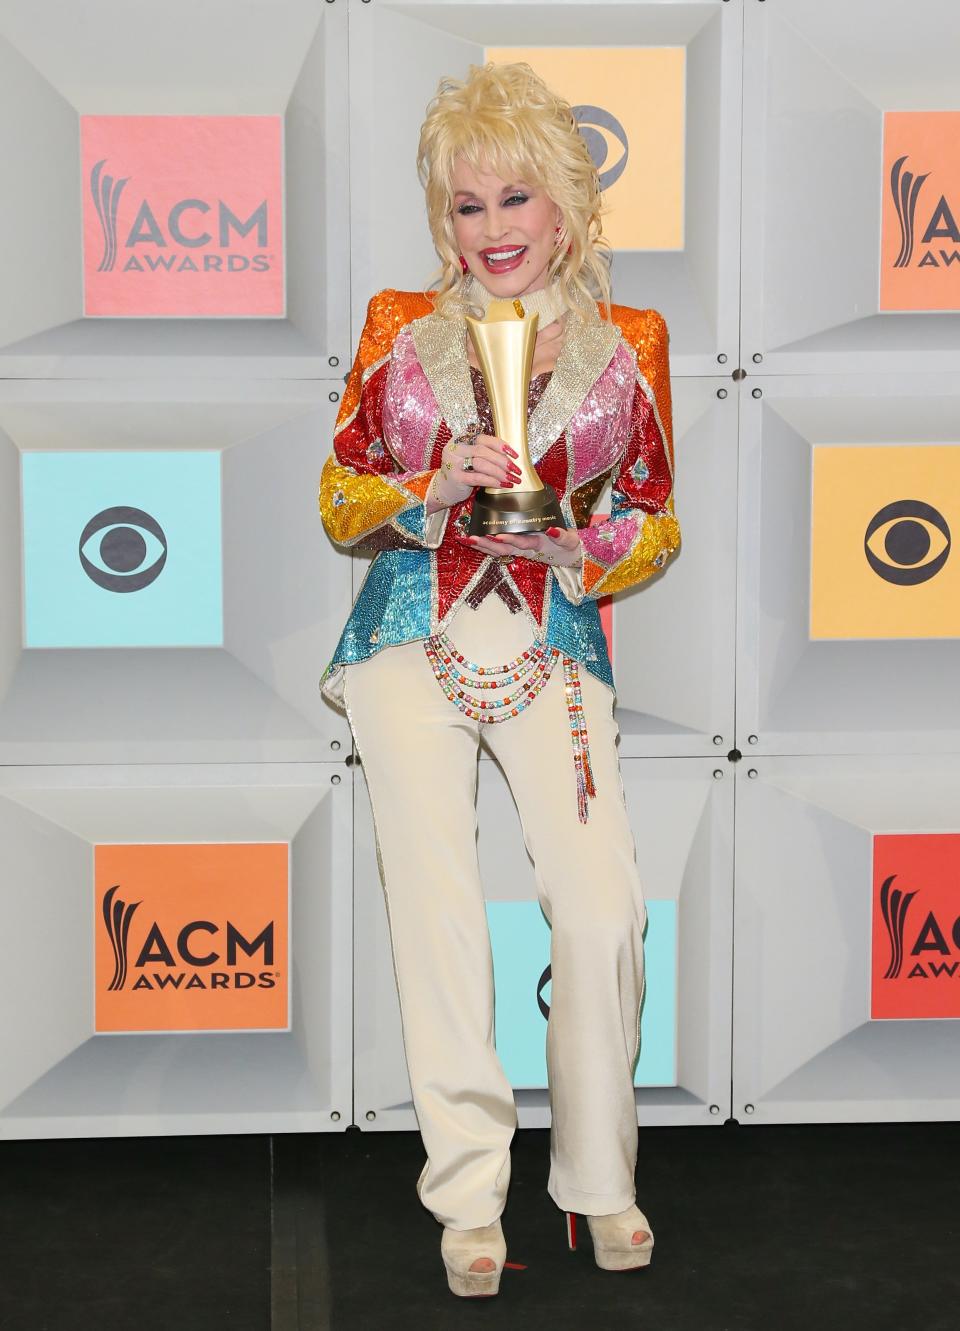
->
[468,484,565,536]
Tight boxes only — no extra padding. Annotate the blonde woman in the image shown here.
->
[319,61,680,1299]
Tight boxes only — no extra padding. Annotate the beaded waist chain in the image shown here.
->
[423,630,598,824]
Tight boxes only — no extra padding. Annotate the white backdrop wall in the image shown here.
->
[1,0,958,1141]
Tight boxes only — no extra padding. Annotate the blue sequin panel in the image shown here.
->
[328,549,433,665]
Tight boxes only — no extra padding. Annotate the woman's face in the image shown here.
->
[450,154,562,298]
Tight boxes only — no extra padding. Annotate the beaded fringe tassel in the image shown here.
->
[423,633,598,824]
[562,655,597,823]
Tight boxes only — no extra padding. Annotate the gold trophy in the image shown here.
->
[466,296,566,536]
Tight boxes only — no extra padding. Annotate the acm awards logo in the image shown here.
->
[882,113,960,310]
[95,843,288,1032]
[879,874,960,984]
[81,115,283,316]
[90,157,272,276]
[889,154,960,271]
[101,882,278,994]
[872,835,960,1020]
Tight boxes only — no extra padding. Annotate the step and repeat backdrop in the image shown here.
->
[1,0,959,1140]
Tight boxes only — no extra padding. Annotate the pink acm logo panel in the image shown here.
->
[81,115,284,317]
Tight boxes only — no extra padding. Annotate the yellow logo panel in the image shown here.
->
[810,445,960,639]
[484,47,685,252]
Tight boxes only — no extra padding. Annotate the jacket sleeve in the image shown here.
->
[318,289,450,551]
[552,310,680,604]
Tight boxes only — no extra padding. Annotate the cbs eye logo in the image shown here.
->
[572,105,629,190]
[79,505,168,592]
[536,964,552,1019]
[864,498,951,585]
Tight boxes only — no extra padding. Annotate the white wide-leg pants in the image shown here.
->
[342,589,648,1231]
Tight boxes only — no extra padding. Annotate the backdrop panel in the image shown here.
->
[354,754,733,1129]
[606,376,736,755]
[741,0,960,374]
[0,0,350,378]
[0,763,352,1140]
[736,372,960,755]
[349,0,742,372]
[0,382,352,763]
[733,755,960,1123]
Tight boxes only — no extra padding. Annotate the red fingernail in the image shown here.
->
[502,445,518,457]
[547,526,562,536]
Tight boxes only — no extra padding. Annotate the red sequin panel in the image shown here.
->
[536,434,569,500]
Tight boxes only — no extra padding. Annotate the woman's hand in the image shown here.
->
[466,526,583,567]
[427,430,522,509]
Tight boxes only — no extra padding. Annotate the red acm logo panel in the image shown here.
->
[872,832,960,1019]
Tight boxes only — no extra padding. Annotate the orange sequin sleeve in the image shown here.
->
[318,289,449,551]
[553,308,681,604]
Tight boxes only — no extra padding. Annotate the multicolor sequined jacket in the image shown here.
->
[318,287,680,709]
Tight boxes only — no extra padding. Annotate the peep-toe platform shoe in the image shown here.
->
[440,1218,507,1298]
[565,1203,654,1271]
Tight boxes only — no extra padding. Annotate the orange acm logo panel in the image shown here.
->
[484,48,685,252]
[873,833,960,1019]
[881,111,960,311]
[95,842,289,1033]
[810,445,959,639]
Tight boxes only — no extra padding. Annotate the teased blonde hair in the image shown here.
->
[416,61,614,325]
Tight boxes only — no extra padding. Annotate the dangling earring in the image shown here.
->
[458,254,469,274]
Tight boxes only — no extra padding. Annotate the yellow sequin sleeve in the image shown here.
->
[318,289,449,551]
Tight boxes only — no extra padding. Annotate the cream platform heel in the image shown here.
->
[440,1218,507,1298]
[565,1203,654,1271]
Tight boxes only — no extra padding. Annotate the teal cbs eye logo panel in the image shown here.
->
[21,451,222,648]
[486,899,677,1089]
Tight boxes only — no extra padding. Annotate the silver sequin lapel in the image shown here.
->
[408,315,477,444]
[408,306,622,463]
[526,315,622,463]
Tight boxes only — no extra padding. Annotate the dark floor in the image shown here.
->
[1,1118,958,1331]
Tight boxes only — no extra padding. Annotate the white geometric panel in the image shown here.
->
[733,755,960,1123]
[742,0,960,373]
[349,0,742,372]
[0,764,352,1139]
[354,753,733,1130]
[611,377,736,756]
[0,0,350,377]
[736,372,960,755]
[0,381,353,762]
